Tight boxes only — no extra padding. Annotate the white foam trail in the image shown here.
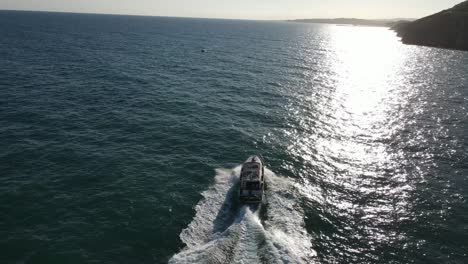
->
[169,166,316,264]
[261,169,317,263]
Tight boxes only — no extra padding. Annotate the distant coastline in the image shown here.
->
[287,18,414,27]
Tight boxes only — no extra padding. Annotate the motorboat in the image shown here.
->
[239,155,265,203]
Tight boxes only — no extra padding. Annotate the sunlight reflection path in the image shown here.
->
[288,26,418,258]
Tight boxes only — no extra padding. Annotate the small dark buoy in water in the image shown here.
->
[201,49,207,53]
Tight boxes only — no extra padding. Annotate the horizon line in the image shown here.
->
[0,8,419,21]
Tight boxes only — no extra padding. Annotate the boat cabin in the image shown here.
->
[239,156,265,203]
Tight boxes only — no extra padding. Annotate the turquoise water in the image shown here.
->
[1,11,468,264]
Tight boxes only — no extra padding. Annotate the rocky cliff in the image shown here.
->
[393,1,468,51]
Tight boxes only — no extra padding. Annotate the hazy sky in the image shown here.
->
[0,0,465,20]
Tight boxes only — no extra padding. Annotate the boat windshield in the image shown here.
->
[242,170,258,178]
[245,181,260,190]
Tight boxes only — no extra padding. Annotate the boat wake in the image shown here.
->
[169,166,316,264]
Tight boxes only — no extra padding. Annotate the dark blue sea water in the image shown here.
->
[1,10,468,264]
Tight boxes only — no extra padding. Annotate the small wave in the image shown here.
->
[169,166,316,264]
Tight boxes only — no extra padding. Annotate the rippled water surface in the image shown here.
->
[1,11,468,264]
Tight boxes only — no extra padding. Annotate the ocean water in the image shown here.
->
[1,10,468,264]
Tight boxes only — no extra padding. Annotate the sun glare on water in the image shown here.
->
[330,26,405,116]
[288,25,418,250]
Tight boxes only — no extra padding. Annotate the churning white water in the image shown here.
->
[169,166,316,264]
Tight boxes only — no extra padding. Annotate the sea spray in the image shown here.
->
[169,166,316,264]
